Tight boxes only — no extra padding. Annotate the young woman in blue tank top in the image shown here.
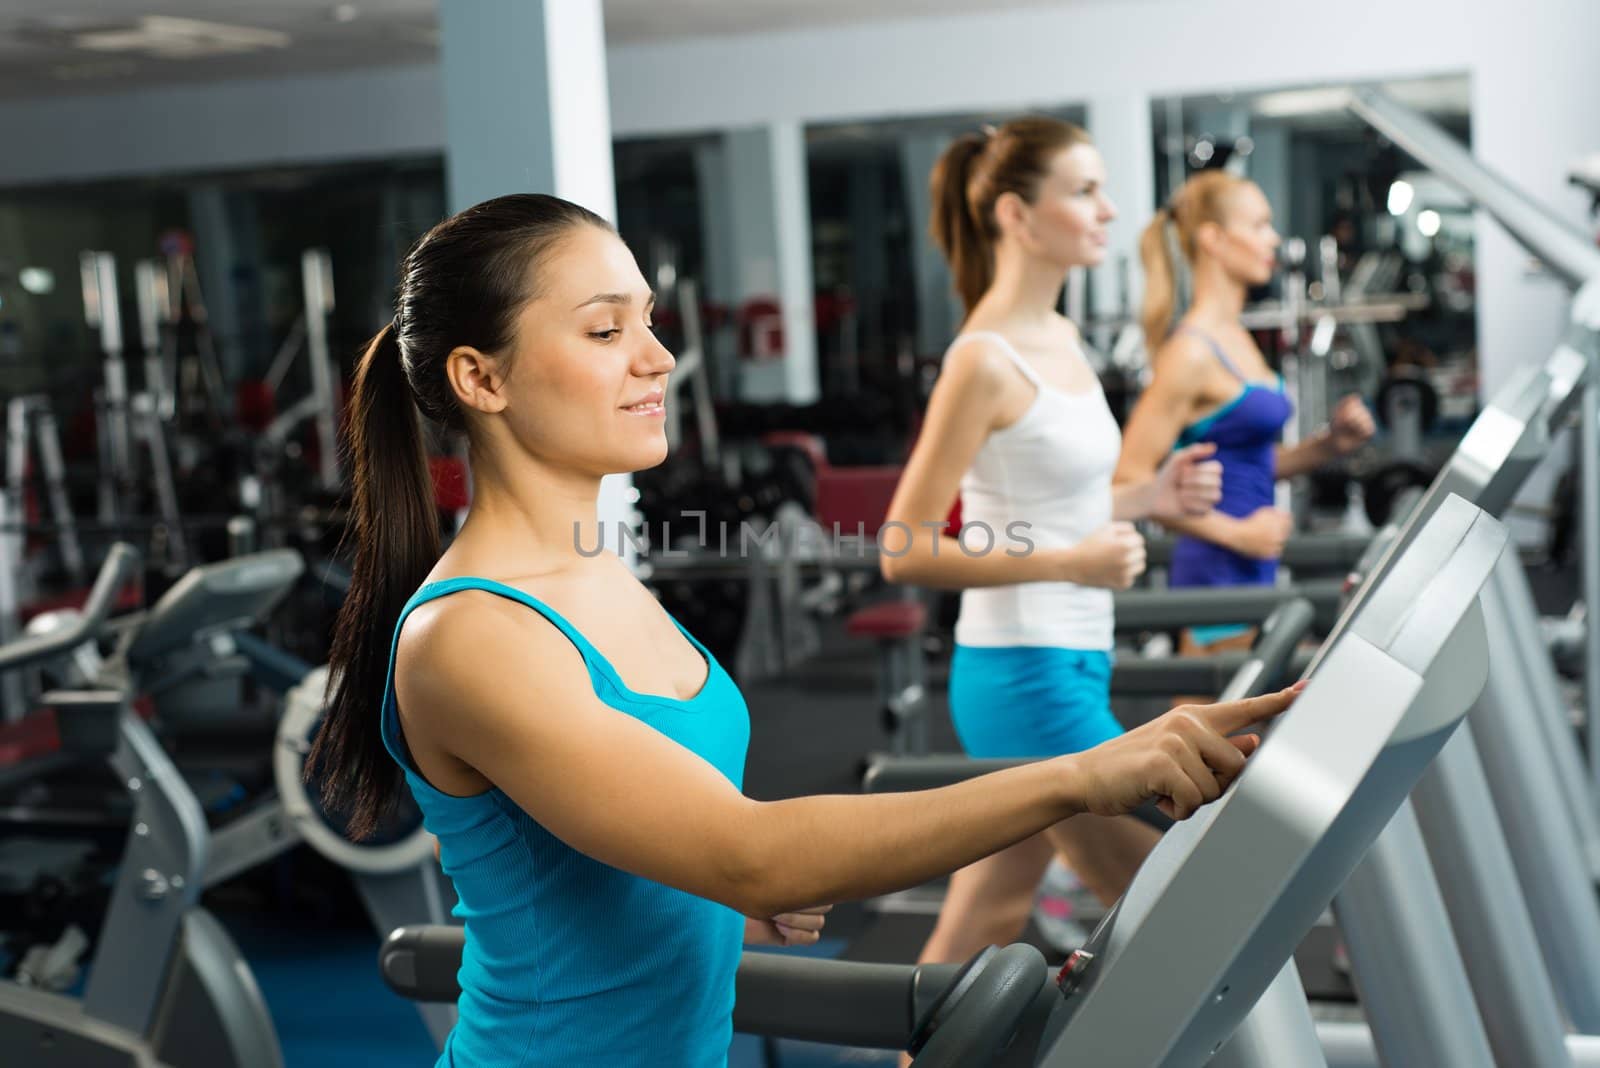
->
[880,118,1229,1017]
[1115,171,1375,654]
[302,194,1299,1067]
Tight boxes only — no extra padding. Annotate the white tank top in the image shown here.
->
[950,331,1122,651]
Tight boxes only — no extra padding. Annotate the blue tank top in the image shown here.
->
[379,577,750,1067]
[1168,329,1294,590]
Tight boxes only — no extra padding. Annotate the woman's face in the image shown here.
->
[1202,182,1281,287]
[497,226,676,476]
[1014,143,1118,270]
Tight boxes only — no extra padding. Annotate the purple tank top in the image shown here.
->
[1168,328,1294,589]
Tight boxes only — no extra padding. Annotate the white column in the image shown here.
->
[438,0,636,564]
[723,123,819,404]
[1087,94,1156,328]
[771,119,819,404]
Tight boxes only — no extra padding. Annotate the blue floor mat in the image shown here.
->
[223,914,436,1067]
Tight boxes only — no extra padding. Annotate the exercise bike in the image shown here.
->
[0,543,284,1067]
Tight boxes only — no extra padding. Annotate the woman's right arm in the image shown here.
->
[881,339,1137,590]
[399,600,1296,918]
[1116,338,1280,558]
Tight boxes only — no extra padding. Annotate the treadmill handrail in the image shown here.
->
[1113,579,1341,631]
[1218,597,1316,701]
[0,542,140,673]
[377,922,974,1052]
[1145,533,1370,573]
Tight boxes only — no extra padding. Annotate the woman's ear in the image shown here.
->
[446,346,508,415]
[1192,219,1225,260]
[993,190,1030,238]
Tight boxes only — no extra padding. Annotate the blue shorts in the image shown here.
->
[948,645,1121,759]
[1187,623,1254,645]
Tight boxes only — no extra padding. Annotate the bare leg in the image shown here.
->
[914,833,1056,964]
[1173,626,1261,707]
[1043,813,1161,907]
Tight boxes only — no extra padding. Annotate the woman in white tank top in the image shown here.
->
[881,117,1222,998]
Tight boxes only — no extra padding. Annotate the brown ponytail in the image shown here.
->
[306,193,612,839]
[928,117,1093,316]
[929,133,992,316]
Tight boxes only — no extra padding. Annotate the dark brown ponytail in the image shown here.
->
[307,323,438,839]
[928,117,1093,316]
[929,133,992,316]
[306,193,611,839]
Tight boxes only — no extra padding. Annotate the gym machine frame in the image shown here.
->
[0,545,285,1068]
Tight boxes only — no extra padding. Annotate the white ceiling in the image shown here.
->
[0,2,438,100]
[0,0,1094,102]
[604,0,1086,41]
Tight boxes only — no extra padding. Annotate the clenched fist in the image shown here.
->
[1068,521,1147,589]
[1228,506,1293,561]
[1327,394,1376,456]
[1152,442,1224,520]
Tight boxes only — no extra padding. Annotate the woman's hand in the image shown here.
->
[1151,442,1224,521]
[1064,522,1147,589]
[1225,506,1294,561]
[1060,682,1304,820]
[1326,394,1377,456]
[744,905,833,948]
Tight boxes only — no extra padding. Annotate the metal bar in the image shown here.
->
[135,259,173,421]
[1,402,28,709]
[83,252,132,507]
[31,410,85,584]
[133,396,188,571]
[1496,550,1600,876]
[85,710,209,1032]
[1208,964,1327,1068]
[300,249,340,493]
[1333,803,1496,1068]
[176,253,231,422]
[1278,238,1306,520]
[1319,1023,1600,1068]
[1583,340,1600,823]
[1348,86,1600,288]
[1113,579,1343,631]
[0,494,22,720]
[678,278,722,465]
[1238,296,1425,330]
[134,260,165,358]
[1473,564,1600,1029]
[264,315,306,393]
[1409,727,1573,1067]
[1145,532,1371,572]
[204,799,299,889]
